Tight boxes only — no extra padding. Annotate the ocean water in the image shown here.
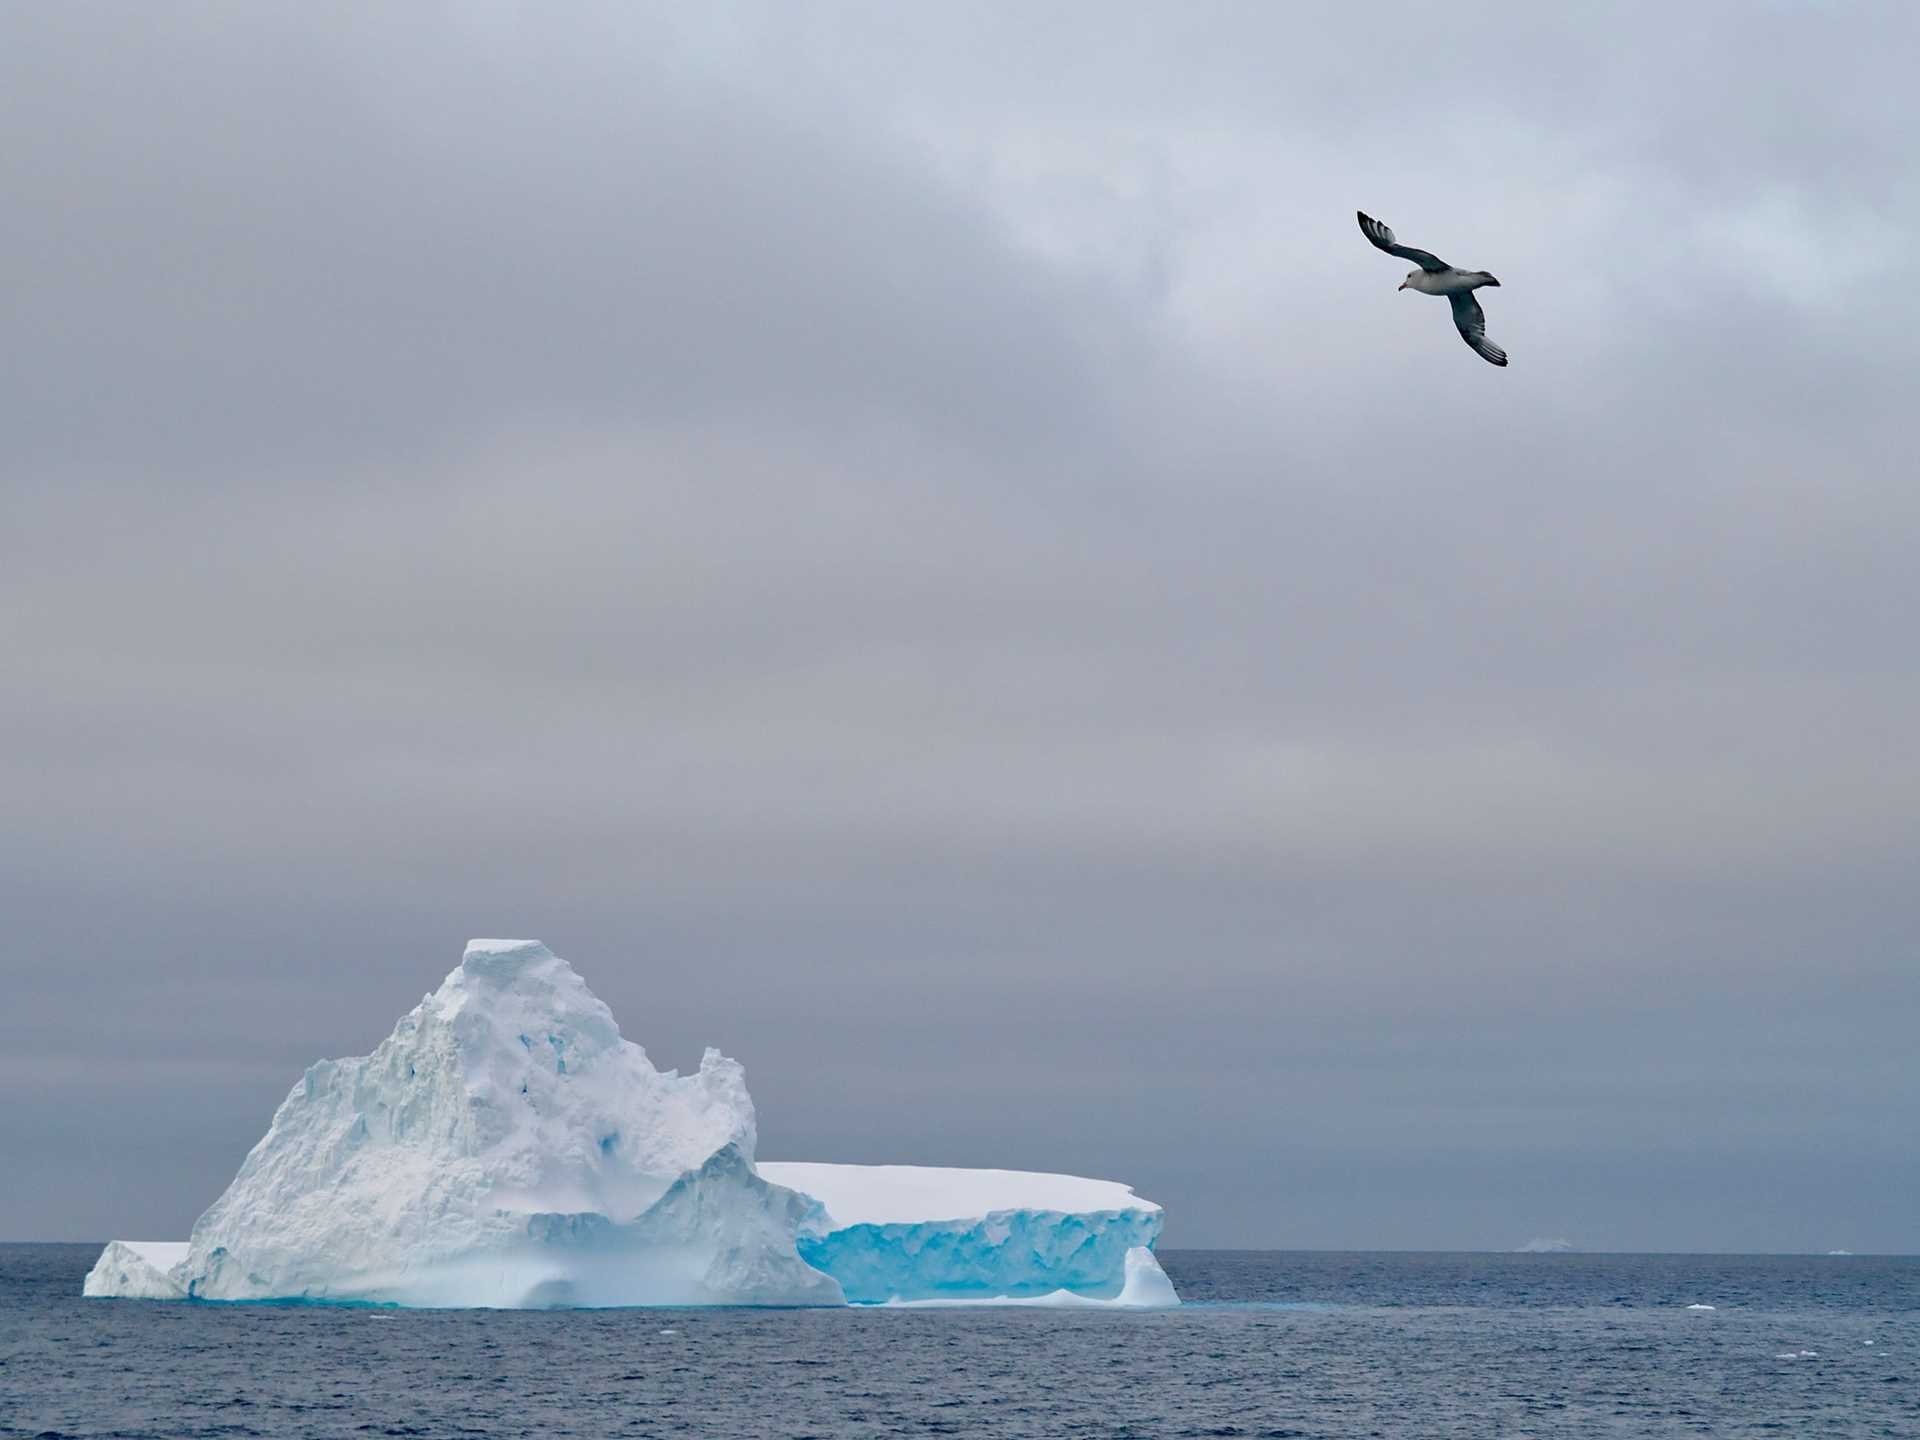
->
[2,1245,1914,1438]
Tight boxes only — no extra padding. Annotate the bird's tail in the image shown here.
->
[1477,272,1501,287]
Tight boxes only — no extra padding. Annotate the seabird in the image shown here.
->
[1357,211,1508,366]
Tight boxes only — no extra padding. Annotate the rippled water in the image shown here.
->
[3,1245,1914,1437]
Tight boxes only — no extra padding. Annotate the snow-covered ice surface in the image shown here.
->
[85,940,1172,1309]
[758,1163,1157,1226]
[759,1162,1175,1305]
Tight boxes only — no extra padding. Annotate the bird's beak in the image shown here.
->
[1396,280,1407,291]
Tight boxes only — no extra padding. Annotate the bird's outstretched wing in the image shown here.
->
[1448,291,1508,366]
[1357,211,1449,272]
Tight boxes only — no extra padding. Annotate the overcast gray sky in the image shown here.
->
[4,2,1917,1252]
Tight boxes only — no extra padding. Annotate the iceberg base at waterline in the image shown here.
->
[84,940,1176,1310]
[878,1247,1180,1309]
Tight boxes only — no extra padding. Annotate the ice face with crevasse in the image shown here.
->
[83,940,1176,1309]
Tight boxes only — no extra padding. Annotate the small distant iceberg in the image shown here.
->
[1514,1237,1576,1254]
[1685,1303,1716,1311]
[83,940,1176,1310]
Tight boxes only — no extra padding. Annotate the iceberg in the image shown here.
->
[81,1241,188,1300]
[88,940,838,1307]
[759,1162,1173,1305]
[84,939,1174,1309]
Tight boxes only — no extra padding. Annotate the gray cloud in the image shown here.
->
[3,2,1916,1252]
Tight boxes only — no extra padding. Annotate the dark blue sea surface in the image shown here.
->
[3,1244,1914,1438]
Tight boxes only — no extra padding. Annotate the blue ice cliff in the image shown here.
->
[84,940,1176,1309]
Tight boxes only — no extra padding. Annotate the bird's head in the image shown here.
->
[1399,271,1417,291]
